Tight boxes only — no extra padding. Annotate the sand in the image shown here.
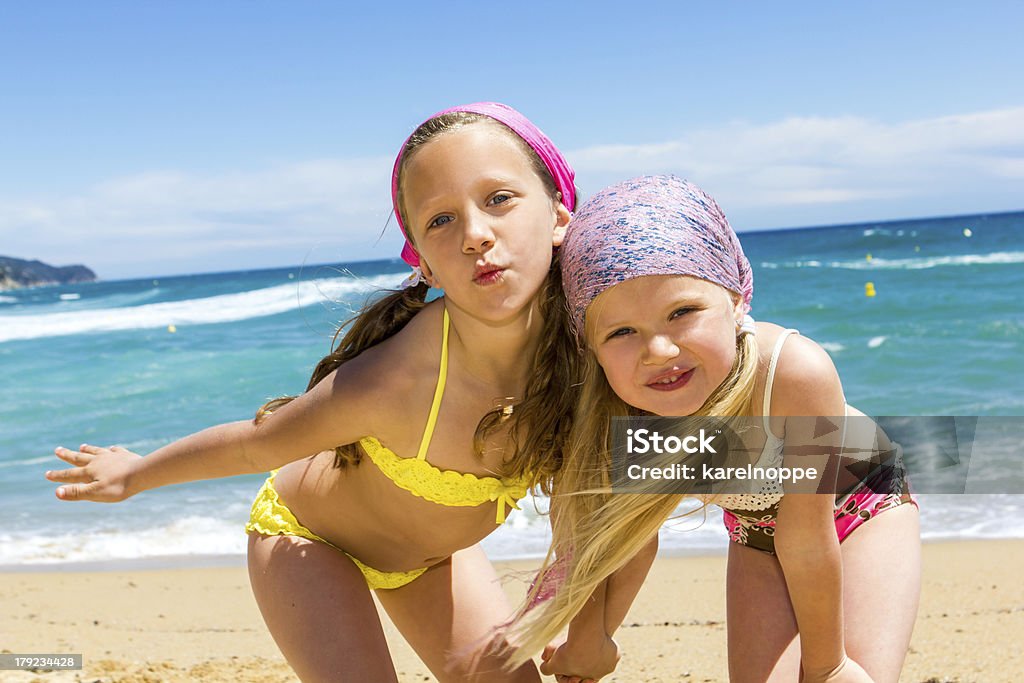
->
[2,540,1021,682]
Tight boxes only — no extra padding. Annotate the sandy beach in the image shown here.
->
[2,540,1020,683]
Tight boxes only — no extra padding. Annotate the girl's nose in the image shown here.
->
[643,334,680,365]
[461,211,496,254]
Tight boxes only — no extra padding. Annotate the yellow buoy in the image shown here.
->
[167,324,177,333]
[963,228,973,237]
[865,282,876,297]
[866,253,873,262]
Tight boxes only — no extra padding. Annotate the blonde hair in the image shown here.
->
[505,324,760,662]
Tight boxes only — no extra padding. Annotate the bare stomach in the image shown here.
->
[268,451,502,571]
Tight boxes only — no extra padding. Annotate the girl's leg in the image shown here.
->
[839,502,920,683]
[725,542,801,682]
[247,533,399,683]
[725,503,921,683]
[375,543,542,683]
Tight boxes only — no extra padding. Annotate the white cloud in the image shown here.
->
[568,106,1024,217]
[2,107,1021,278]
[0,155,399,277]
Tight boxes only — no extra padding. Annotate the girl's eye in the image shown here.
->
[429,215,453,228]
[671,307,695,320]
[606,327,634,341]
[489,193,512,206]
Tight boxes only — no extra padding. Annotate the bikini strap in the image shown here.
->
[415,306,450,461]
[762,328,799,433]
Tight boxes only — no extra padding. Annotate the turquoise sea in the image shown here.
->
[1,211,1022,568]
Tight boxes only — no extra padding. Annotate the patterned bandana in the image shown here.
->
[391,102,576,267]
[561,175,753,338]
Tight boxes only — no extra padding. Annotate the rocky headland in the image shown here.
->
[0,255,97,290]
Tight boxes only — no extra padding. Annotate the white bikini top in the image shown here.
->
[713,329,796,512]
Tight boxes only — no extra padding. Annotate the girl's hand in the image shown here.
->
[801,655,876,683]
[45,444,142,502]
[539,632,620,683]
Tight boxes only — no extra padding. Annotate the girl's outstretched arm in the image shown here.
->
[45,348,392,502]
[771,335,872,682]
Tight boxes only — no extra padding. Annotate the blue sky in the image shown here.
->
[2,1,1022,279]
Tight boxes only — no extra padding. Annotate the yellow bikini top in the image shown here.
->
[360,307,530,524]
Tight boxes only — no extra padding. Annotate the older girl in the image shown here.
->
[46,102,578,683]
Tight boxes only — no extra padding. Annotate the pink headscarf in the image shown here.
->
[561,175,754,338]
[390,102,576,267]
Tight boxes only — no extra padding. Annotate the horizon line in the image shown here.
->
[4,206,1021,286]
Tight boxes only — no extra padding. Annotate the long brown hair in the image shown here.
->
[256,111,578,482]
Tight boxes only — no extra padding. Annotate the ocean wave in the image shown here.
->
[780,259,823,268]
[0,455,55,470]
[979,320,1024,339]
[780,251,1024,271]
[5,494,1024,567]
[0,273,400,343]
[0,497,726,567]
[867,336,887,348]
[861,228,918,237]
[59,293,80,301]
[820,342,846,353]
[0,515,250,565]
[0,295,18,304]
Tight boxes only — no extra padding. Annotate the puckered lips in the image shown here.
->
[473,261,506,286]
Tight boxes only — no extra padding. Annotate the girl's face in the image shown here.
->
[401,123,570,324]
[587,275,744,416]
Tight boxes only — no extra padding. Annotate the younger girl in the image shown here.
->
[45,102,579,683]
[514,175,920,683]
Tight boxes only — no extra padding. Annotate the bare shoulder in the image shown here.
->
[331,299,444,427]
[241,300,448,465]
[754,322,845,417]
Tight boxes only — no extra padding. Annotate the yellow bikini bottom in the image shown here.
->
[245,472,428,591]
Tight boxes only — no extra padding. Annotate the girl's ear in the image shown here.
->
[419,259,440,288]
[552,204,572,247]
[731,292,745,320]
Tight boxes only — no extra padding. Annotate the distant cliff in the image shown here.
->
[0,256,97,290]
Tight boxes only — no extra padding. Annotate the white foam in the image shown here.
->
[916,495,1024,541]
[867,336,887,348]
[0,455,54,469]
[0,273,402,343]
[0,295,17,304]
[59,293,80,301]
[482,494,731,561]
[820,342,846,353]
[6,494,1024,567]
[775,251,1024,271]
[0,516,249,565]
[831,251,1024,270]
